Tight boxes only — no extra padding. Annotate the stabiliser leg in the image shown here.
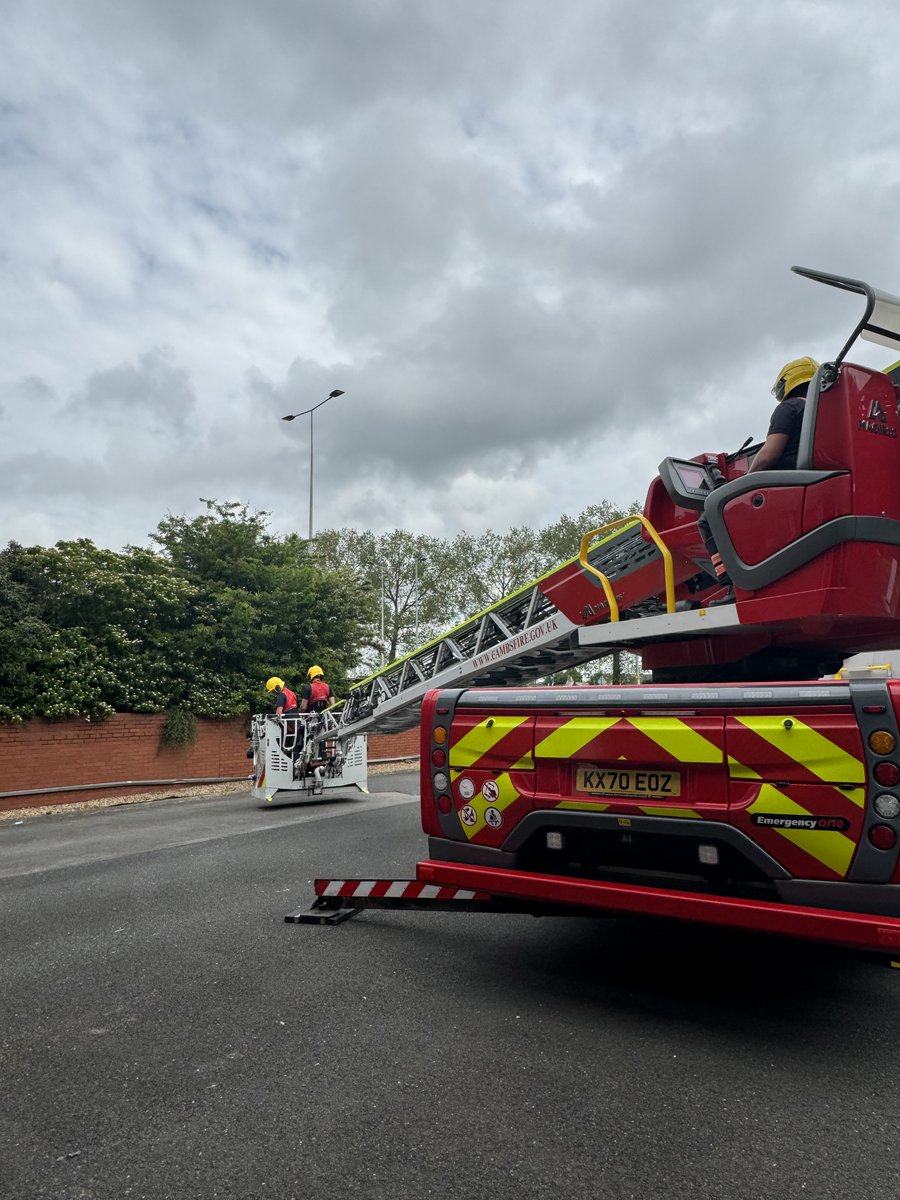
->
[287,900,364,925]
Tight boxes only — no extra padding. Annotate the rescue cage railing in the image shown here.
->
[252,708,346,761]
[338,518,670,734]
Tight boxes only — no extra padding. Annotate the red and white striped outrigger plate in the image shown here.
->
[316,879,488,902]
[285,877,536,924]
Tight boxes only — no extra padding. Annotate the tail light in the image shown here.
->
[874,762,900,787]
[869,825,897,850]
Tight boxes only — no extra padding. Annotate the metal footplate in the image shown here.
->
[285,878,586,924]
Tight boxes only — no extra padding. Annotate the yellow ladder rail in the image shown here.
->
[579,516,675,623]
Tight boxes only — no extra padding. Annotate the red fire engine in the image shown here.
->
[288,266,900,960]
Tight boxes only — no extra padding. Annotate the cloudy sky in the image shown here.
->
[4,0,900,552]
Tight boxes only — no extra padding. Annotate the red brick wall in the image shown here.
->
[369,727,419,760]
[0,715,420,812]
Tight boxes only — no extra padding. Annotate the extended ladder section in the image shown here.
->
[339,518,694,737]
[336,268,900,741]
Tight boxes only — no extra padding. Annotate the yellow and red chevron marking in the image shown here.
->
[446,707,869,878]
[730,781,860,879]
[531,715,619,760]
[725,715,866,880]
[533,715,725,765]
[449,714,535,770]
[727,714,865,788]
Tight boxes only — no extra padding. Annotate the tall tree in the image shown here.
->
[152,500,369,703]
[315,527,448,670]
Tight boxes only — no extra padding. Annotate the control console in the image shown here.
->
[657,456,723,511]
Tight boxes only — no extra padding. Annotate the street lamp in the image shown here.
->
[281,389,345,543]
[414,555,424,641]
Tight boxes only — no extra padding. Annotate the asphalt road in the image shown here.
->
[2,772,900,1200]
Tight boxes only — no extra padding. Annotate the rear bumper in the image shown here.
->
[416,859,900,956]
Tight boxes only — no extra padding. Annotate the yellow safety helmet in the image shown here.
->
[307,665,324,680]
[265,676,285,692]
[772,356,819,403]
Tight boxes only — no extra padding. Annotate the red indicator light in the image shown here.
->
[863,706,887,714]
[869,824,897,851]
[432,748,446,767]
[874,762,900,787]
[437,795,453,814]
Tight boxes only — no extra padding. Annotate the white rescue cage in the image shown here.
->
[249,709,368,805]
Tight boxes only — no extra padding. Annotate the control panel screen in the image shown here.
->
[657,456,717,511]
[674,463,708,491]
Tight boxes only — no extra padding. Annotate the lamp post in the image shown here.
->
[380,564,386,666]
[414,555,424,641]
[281,389,345,543]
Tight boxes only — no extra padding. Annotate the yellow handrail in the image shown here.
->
[579,516,675,623]
[835,663,891,678]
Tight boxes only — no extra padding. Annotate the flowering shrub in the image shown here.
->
[0,502,367,721]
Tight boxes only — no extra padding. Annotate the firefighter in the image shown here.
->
[699,356,819,602]
[750,355,820,472]
[299,665,335,713]
[265,676,298,716]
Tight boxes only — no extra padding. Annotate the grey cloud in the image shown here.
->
[68,348,197,436]
[4,0,900,553]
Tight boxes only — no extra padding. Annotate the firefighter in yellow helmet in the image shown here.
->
[298,664,335,713]
[698,355,819,602]
[752,356,819,472]
[265,675,298,716]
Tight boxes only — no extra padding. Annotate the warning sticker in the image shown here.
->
[460,805,477,826]
[458,777,475,800]
[481,780,500,803]
[484,807,503,829]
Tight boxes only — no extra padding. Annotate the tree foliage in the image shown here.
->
[0,496,643,722]
[0,501,368,721]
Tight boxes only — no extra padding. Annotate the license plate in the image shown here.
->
[575,766,681,799]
